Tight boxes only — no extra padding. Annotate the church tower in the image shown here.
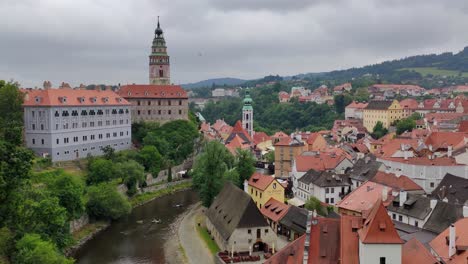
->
[242,90,254,137]
[149,17,171,85]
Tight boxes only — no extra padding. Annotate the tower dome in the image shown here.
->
[155,17,163,37]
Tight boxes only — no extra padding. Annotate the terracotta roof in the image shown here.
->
[118,84,188,99]
[346,101,368,109]
[454,85,468,93]
[358,201,404,244]
[334,83,352,91]
[372,84,424,91]
[294,153,346,172]
[459,120,468,132]
[225,120,253,145]
[225,134,250,155]
[399,98,419,109]
[425,132,467,150]
[264,235,305,264]
[23,88,130,106]
[337,181,393,215]
[402,238,438,264]
[272,131,288,139]
[260,198,290,223]
[253,132,271,145]
[274,136,304,147]
[380,156,460,166]
[377,138,419,158]
[429,218,468,264]
[340,215,363,264]
[370,171,423,191]
[248,173,276,191]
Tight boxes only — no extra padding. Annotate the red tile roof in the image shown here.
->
[370,171,423,192]
[399,98,419,109]
[340,215,363,264]
[337,181,393,216]
[459,121,468,132]
[358,201,403,244]
[253,132,271,145]
[264,235,305,264]
[23,88,130,106]
[294,153,346,172]
[225,134,250,155]
[425,113,465,123]
[272,131,288,139]
[248,173,276,191]
[118,84,188,99]
[346,101,369,109]
[381,156,460,166]
[429,218,468,264]
[402,238,438,264]
[425,132,467,150]
[231,120,253,142]
[260,198,290,223]
[377,138,419,159]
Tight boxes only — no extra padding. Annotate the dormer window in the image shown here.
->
[127,92,131,96]
[90,97,97,103]
[78,97,85,103]
[144,91,149,96]
[161,92,165,96]
[35,96,41,103]
[117,98,122,103]
[60,96,67,103]
[103,97,109,103]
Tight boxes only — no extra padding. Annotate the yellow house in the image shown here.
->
[247,173,285,209]
[363,100,405,132]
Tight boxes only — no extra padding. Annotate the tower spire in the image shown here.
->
[149,16,170,85]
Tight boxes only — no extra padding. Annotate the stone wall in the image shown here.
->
[69,214,89,233]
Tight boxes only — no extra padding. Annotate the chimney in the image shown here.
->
[449,224,456,258]
[463,205,468,218]
[429,145,433,152]
[303,211,313,264]
[430,199,438,210]
[385,166,390,174]
[382,186,388,202]
[43,81,51,90]
[448,145,453,157]
[403,150,408,160]
[243,180,249,193]
[399,190,407,207]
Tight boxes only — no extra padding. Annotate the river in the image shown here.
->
[74,189,199,264]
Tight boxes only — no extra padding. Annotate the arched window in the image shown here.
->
[246,114,249,120]
[159,69,164,77]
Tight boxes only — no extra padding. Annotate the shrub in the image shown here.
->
[86,184,131,220]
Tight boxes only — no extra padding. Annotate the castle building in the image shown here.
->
[242,90,254,137]
[363,99,405,132]
[119,18,189,123]
[149,17,170,85]
[23,88,132,162]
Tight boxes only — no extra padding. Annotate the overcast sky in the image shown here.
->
[2,0,468,88]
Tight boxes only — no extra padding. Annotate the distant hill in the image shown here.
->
[181,77,247,89]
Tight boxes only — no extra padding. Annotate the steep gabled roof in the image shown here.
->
[260,198,290,223]
[402,238,438,264]
[279,205,308,234]
[225,120,253,145]
[358,201,404,244]
[248,173,276,191]
[340,215,363,264]
[206,182,268,241]
[337,182,393,216]
[423,201,463,234]
[370,171,423,192]
[424,132,467,150]
[364,100,394,110]
[429,218,468,264]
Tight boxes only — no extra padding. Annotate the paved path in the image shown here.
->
[179,203,215,264]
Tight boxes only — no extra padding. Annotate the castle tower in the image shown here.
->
[242,90,254,137]
[149,17,171,85]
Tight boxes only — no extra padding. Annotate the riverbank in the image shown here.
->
[68,179,192,258]
[177,203,215,264]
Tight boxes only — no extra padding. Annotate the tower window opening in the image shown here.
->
[159,70,164,77]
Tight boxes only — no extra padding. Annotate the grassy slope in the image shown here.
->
[196,225,220,254]
[399,67,468,77]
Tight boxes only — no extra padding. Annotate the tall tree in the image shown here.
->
[0,81,24,146]
[371,121,388,139]
[396,118,416,135]
[86,158,116,185]
[86,183,131,220]
[116,160,145,196]
[235,149,255,188]
[192,141,234,207]
[14,234,74,264]
[49,173,85,220]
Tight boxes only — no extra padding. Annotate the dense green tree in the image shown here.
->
[223,169,240,187]
[86,158,116,185]
[0,142,34,225]
[12,188,71,249]
[0,81,24,146]
[0,227,13,258]
[304,196,327,216]
[353,87,370,102]
[192,141,235,207]
[116,160,145,196]
[396,118,417,135]
[235,149,255,188]
[102,145,116,161]
[49,173,85,220]
[334,94,353,114]
[265,151,275,163]
[371,121,388,139]
[14,234,74,264]
[138,145,162,177]
[86,184,131,220]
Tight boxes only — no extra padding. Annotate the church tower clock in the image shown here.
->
[149,17,170,85]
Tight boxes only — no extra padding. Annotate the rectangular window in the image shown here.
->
[398,215,402,222]
[179,100,182,105]
[168,100,171,106]
[137,110,141,115]
[168,110,172,115]
[179,110,182,115]
[325,198,329,203]
[415,221,419,227]
[147,110,151,115]
[83,136,87,141]
[330,198,334,204]
[392,214,396,220]
[91,135,95,140]
[326,188,329,194]
[380,257,386,264]
[56,139,59,144]
[331,188,335,193]
[32,139,35,144]
[248,229,251,234]
[41,139,44,145]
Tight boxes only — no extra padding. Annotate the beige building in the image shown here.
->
[118,84,188,123]
[274,136,306,178]
[363,100,405,132]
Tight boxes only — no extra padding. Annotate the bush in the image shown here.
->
[0,227,13,257]
[86,184,131,220]
[86,158,116,185]
[49,173,85,220]
[14,234,74,264]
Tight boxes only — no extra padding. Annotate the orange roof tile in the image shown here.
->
[260,198,290,223]
[23,88,130,106]
[429,218,468,264]
[118,84,188,99]
[402,238,438,264]
[399,98,419,109]
[358,201,403,244]
[380,156,460,166]
[295,153,346,172]
[459,121,468,133]
[337,181,393,215]
[340,215,362,264]
[371,171,423,191]
[346,101,369,109]
[253,132,271,145]
[230,120,253,143]
[425,132,467,150]
[225,134,249,155]
[248,173,276,191]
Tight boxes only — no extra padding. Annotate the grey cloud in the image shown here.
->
[1,0,468,87]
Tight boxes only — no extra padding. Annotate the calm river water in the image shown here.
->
[74,189,198,264]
